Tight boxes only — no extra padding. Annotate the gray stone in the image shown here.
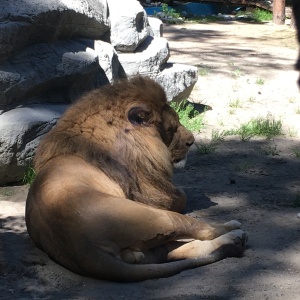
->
[155,63,198,102]
[0,104,68,184]
[0,40,104,107]
[117,36,169,77]
[0,0,109,64]
[148,17,163,37]
[107,0,149,52]
[94,41,126,83]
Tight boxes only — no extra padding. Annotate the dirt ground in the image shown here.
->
[1,20,300,299]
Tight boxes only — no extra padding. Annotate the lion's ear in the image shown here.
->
[128,106,152,126]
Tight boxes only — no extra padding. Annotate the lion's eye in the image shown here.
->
[168,127,177,134]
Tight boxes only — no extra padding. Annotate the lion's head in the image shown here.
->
[34,76,194,211]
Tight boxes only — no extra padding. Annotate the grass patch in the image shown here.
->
[252,8,273,22]
[261,144,279,156]
[227,117,282,141]
[0,188,15,197]
[291,147,300,158]
[248,96,256,103]
[229,98,243,108]
[287,127,298,138]
[195,142,216,154]
[292,191,300,207]
[188,16,220,23]
[23,167,36,185]
[211,130,226,142]
[170,100,205,132]
[255,78,265,85]
[237,8,272,22]
[231,68,243,78]
[159,3,181,19]
[234,161,253,172]
[295,107,300,114]
[198,68,209,76]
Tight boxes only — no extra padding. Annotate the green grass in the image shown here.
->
[0,188,15,197]
[292,191,300,207]
[248,96,256,103]
[234,161,253,172]
[261,145,279,156]
[291,147,300,158]
[255,78,265,85]
[229,98,243,108]
[226,117,282,141]
[170,100,205,132]
[211,130,226,142]
[160,3,181,19]
[237,8,272,22]
[23,167,36,185]
[231,68,243,78]
[198,68,209,76]
[195,142,216,154]
[188,16,220,23]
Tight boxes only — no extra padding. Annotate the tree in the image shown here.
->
[273,0,286,25]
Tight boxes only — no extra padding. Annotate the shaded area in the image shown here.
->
[0,135,300,299]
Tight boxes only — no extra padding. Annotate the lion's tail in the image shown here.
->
[83,251,222,282]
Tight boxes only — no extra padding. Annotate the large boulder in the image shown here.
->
[0,40,104,107]
[0,0,198,185]
[117,36,169,77]
[107,0,149,52]
[0,0,109,64]
[156,63,198,102]
[0,105,68,184]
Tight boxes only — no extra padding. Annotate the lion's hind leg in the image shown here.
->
[167,229,248,261]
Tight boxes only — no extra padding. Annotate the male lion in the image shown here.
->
[26,76,247,282]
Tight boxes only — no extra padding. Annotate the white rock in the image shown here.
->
[148,17,163,37]
[155,63,198,102]
[107,0,150,52]
[0,40,100,106]
[94,41,126,83]
[0,0,109,64]
[117,36,169,77]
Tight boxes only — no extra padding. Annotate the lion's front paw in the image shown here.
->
[214,229,248,258]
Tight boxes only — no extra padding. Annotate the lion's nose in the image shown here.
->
[186,136,195,147]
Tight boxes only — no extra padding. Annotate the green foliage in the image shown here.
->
[234,161,253,172]
[252,8,273,22]
[161,3,180,19]
[226,117,282,141]
[195,143,216,154]
[170,100,205,132]
[237,8,272,22]
[23,167,36,185]
[292,191,300,207]
[291,147,300,158]
[255,78,265,85]
[229,98,243,108]
[261,144,279,156]
[198,68,209,76]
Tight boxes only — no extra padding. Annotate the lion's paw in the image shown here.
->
[214,229,248,257]
[224,220,241,230]
[120,249,145,264]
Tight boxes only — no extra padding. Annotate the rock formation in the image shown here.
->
[0,0,198,184]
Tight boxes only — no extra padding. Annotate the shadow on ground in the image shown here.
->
[1,136,300,299]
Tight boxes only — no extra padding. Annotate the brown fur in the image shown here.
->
[26,76,247,282]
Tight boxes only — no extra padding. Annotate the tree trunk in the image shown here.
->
[273,0,286,25]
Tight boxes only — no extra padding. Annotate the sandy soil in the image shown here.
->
[1,21,300,299]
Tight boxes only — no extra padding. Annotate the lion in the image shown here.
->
[25,76,247,282]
